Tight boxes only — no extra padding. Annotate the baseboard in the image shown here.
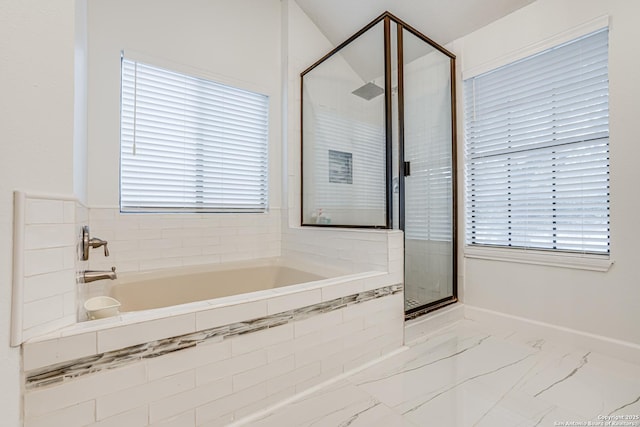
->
[465,305,640,365]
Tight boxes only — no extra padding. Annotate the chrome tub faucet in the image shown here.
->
[81,266,117,283]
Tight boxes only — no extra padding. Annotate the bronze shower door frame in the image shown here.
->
[300,12,458,317]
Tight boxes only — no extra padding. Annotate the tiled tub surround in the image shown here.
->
[87,207,282,274]
[22,272,404,427]
[11,191,79,345]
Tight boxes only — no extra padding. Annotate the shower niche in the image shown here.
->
[301,12,457,317]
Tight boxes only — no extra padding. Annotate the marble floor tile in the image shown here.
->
[234,320,640,427]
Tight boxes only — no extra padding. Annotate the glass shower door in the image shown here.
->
[400,28,456,315]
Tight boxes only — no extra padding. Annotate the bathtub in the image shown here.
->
[24,257,404,426]
[109,258,328,313]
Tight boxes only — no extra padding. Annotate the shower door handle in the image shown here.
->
[403,161,411,177]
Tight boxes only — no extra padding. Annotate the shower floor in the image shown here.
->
[237,319,640,426]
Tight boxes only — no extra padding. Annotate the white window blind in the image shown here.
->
[120,57,269,213]
[464,28,609,254]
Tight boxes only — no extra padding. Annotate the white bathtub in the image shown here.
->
[109,258,327,313]
[25,257,404,426]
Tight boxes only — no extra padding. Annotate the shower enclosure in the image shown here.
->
[301,12,457,317]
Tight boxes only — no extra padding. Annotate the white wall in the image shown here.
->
[87,0,282,209]
[454,0,640,345]
[0,1,78,425]
[85,0,284,273]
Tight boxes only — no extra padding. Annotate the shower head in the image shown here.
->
[351,82,384,101]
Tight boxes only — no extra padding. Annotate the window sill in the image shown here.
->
[464,246,613,272]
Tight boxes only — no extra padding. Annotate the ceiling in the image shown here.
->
[294,0,537,48]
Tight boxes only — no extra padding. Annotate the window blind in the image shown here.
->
[120,57,269,213]
[464,28,609,254]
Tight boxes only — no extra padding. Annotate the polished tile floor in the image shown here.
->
[239,319,640,426]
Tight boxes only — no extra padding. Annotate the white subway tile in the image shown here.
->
[195,383,267,426]
[23,333,97,372]
[138,238,183,250]
[97,314,195,353]
[321,279,364,302]
[182,236,220,247]
[343,295,393,322]
[24,248,66,276]
[197,413,234,427]
[231,324,294,356]
[25,363,146,418]
[75,205,89,223]
[114,228,161,241]
[63,201,75,223]
[196,301,268,331]
[181,254,221,267]
[89,208,116,221]
[232,355,294,392]
[25,199,65,225]
[266,289,321,315]
[197,349,267,386]
[97,370,194,420]
[63,290,75,317]
[265,361,321,396]
[161,228,204,239]
[294,309,343,338]
[148,410,196,427]
[24,401,95,427]
[138,218,181,231]
[343,348,381,372]
[294,336,343,368]
[162,245,203,258]
[147,340,231,381]
[23,269,75,302]
[91,406,148,427]
[295,366,343,393]
[63,246,75,269]
[23,295,64,329]
[149,377,232,424]
[138,257,184,272]
[203,226,238,237]
[25,224,75,250]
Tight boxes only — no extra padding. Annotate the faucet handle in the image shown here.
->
[81,226,111,260]
[88,237,109,257]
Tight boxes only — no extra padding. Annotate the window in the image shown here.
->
[464,28,609,254]
[120,56,269,213]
